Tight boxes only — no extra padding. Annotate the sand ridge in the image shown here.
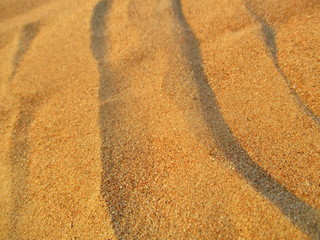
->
[1,0,320,239]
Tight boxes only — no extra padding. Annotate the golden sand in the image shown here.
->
[0,0,319,239]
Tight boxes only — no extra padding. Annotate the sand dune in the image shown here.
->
[1,0,319,239]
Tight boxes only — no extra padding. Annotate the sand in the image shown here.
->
[0,0,319,239]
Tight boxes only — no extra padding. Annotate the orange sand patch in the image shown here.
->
[1,0,319,239]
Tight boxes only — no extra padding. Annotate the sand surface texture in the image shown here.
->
[1,0,320,239]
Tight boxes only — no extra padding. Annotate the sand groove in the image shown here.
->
[89,0,320,238]
[10,21,39,81]
[245,2,320,127]
[8,97,41,239]
[5,20,40,239]
[173,0,320,238]
[1,0,319,239]
[90,0,237,237]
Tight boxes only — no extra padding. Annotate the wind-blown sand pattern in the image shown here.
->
[1,0,320,239]
[9,22,39,81]
[245,2,320,126]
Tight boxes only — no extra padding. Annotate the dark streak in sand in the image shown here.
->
[173,0,320,238]
[245,4,320,127]
[8,21,40,238]
[9,98,40,239]
[10,22,40,81]
[90,0,124,238]
[90,0,320,238]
